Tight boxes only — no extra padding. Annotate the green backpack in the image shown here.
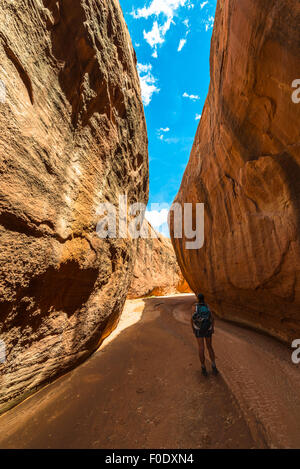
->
[192,303,212,333]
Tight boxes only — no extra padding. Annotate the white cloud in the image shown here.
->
[132,0,188,20]
[157,127,170,140]
[178,17,190,52]
[200,1,208,8]
[164,137,180,144]
[159,127,170,132]
[178,38,187,51]
[137,63,152,74]
[143,20,169,48]
[132,0,190,57]
[137,63,160,106]
[204,15,214,31]
[195,113,202,120]
[145,209,169,229]
[183,92,200,100]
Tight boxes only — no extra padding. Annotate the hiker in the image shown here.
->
[191,293,218,376]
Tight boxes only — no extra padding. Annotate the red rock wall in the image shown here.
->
[171,0,300,343]
[128,222,192,299]
[0,0,148,413]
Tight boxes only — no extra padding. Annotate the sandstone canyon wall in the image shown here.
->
[171,0,300,343]
[128,222,191,299]
[0,0,148,413]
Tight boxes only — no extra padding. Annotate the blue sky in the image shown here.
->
[119,0,217,233]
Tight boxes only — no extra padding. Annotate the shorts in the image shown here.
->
[193,328,213,338]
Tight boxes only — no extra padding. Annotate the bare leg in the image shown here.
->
[197,337,205,366]
[205,336,216,365]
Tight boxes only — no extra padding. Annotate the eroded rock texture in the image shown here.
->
[0,0,148,413]
[171,0,300,342]
[128,222,191,299]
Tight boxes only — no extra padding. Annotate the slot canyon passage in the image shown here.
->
[0,0,299,450]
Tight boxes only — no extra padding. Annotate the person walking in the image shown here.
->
[191,293,218,376]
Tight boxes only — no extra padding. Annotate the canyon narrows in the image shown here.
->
[128,222,191,299]
[0,0,148,413]
[170,0,300,343]
[0,0,299,449]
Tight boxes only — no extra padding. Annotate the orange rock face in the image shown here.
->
[128,222,191,299]
[171,0,300,343]
[0,0,148,412]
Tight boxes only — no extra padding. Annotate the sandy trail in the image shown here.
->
[0,295,299,449]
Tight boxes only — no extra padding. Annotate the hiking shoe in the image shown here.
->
[212,365,219,376]
[201,367,208,377]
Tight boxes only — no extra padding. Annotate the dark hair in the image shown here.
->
[197,293,205,303]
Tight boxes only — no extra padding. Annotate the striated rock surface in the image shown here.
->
[0,0,148,413]
[128,222,191,299]
[171,0,300,342]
